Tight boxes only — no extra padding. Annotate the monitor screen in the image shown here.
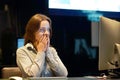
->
[99,16,120,70]
[17,38,24,48]
[49,0,120,12]
[48,0,120,21]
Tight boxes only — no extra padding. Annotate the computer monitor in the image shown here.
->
[99,16,120,71]
[48,0,120,20]
[17,38,24,48]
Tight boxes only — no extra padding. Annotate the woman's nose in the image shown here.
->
[44,30,50,36]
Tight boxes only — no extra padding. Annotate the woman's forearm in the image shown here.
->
[46,47,68,76]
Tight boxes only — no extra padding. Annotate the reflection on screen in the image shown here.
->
[74,38,96,59]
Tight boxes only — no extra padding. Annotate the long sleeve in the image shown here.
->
[46,47,68,77]
[16,46,46,77]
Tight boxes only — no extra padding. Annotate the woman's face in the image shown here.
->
[35,20,50,43]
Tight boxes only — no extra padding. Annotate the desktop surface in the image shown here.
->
[27,77,120,80]
[1,77,120,80]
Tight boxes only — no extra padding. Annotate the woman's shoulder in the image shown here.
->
[16,46,26,52]
[16,43,33,55]
[17,43,33,50]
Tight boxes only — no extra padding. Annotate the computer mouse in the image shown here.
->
[9,76,22,80]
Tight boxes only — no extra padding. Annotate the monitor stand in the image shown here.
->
[107,69,120,79]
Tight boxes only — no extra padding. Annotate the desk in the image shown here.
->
[27,77,120,80]
[0,77,120,80]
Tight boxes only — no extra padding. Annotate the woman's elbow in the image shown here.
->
[58,69,68,77]
[62,71,68,77]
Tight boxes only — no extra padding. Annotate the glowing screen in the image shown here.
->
[49,0,120,12]
[17,38,24,48]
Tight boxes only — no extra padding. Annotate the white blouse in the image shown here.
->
[16,43,68,77]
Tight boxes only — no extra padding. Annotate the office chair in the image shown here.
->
[1,67,22,78]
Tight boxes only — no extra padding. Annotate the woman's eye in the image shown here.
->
[39,29,45,33]
[39,28,50,33]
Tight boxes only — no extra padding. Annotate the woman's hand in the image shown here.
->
[36,35,50,53]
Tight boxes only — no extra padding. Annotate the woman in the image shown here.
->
[16,14,68,77]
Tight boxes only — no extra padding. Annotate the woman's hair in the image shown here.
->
[24,14,52,45]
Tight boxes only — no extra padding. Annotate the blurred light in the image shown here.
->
[87,13,102,22]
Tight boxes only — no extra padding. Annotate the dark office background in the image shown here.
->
[0,0,120,77]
